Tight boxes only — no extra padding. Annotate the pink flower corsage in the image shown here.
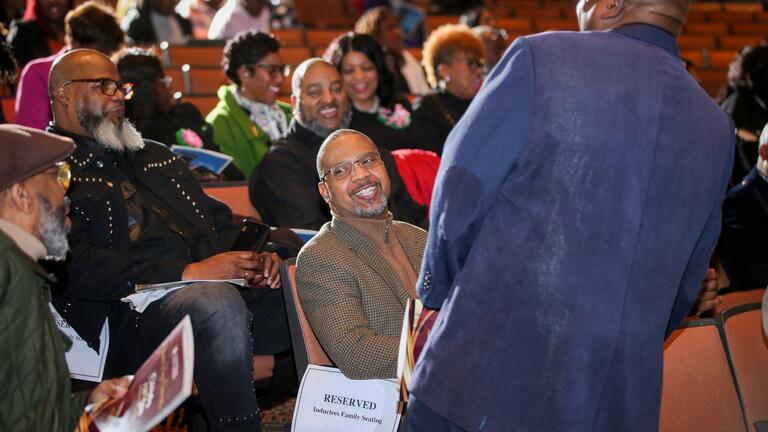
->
[176,128,203,148]
[377,103,412,130]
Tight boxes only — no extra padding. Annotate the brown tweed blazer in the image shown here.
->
[295,217,427,380]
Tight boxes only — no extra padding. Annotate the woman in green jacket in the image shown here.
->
[206,30,292,179]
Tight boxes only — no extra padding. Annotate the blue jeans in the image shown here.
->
[112,282,289,431]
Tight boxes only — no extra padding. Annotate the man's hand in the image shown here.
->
[250,252,281,289]
[87,375,132,406]
[691,268,721,316]
[182,251,281,288]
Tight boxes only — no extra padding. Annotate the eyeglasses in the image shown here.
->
[250,63,291,78]
[157,76,173,87]
[43,161,71,191]
[61,78,134,99]
[322,153,382,181]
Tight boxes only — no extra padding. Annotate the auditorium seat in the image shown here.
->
[202,181,261,220]
[495,17,533,33]
[161,43,224,67]
[182,65,228,94]
[678,34,717,50]
[659,319,747,432]
[280,258,333,379]
[182,94,219,116]
[719,35,766,50]
[281,46,312,67]
[164,67,185,95]
[1,98,15,123]
[534,18,579,32]
[305,29,347,51]
[723,304,768,431]
[273,28,305,46]
[684,22,730,35]
[731,22,768,36]
[425,15,459,34]
[707,49,738,69]
[715,289,765,315]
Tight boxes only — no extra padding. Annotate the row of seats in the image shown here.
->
[659,289,767,432]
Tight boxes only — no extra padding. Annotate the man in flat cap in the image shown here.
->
[47,48,290,431]
[0,124,131,431]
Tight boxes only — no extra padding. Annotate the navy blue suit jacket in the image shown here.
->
[411,24,733,431]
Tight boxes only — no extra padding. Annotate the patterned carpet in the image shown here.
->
[261,397,295,431]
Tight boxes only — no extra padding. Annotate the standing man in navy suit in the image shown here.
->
[407,0,734,430]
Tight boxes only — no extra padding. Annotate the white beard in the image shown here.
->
[92,118,145,152]
[76,101,145,152]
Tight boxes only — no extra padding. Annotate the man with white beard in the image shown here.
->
[0,125,131,431]
[46,49,291,432]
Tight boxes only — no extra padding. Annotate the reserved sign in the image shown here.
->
[292,365,401,432]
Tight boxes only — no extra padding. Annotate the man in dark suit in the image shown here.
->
[406,0,734,430]
[719,125,768,292]
[48,49,288,432]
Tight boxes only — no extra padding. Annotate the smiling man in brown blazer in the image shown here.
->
[296,129,427,380]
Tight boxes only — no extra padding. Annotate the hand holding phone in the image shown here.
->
[231,219,271,252]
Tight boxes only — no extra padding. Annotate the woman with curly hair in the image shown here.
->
[324,32,414,151]
[411,23,484,155]
[206,30,291,179]
[117,48,244,180]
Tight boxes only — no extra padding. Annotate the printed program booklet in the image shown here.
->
[170,145,233,175]
[81,315,195,432]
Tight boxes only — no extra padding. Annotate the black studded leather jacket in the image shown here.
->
[47,125,237,350]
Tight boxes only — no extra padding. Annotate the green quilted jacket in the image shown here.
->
[205,84,292,179]
[0,231,86,431]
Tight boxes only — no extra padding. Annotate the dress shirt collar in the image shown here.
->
[611,23,679,58]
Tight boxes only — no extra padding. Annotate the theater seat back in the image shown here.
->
[280,259,332,379]
[659,319,747,432]
[723,304,768,430]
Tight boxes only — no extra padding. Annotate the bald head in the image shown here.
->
[577,0,689,36]
[291,57,326,97]
[49,49,115,98]
[317,129,375,177]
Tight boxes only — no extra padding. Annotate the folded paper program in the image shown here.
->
[122,279,248,313]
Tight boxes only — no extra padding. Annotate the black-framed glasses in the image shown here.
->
[250,63,291,78]
[61,78,134,99]
[322,152,382,181]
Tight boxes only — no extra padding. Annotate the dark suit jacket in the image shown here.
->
[295,217,426,379]
[412,24,734,431]
[719,167,768,291]
[47,126,236,350]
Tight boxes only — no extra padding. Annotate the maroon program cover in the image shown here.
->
[83,315,195,432]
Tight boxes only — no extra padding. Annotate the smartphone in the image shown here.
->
[230,219,271,252]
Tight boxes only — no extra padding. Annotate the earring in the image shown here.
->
[444,75,452,83]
